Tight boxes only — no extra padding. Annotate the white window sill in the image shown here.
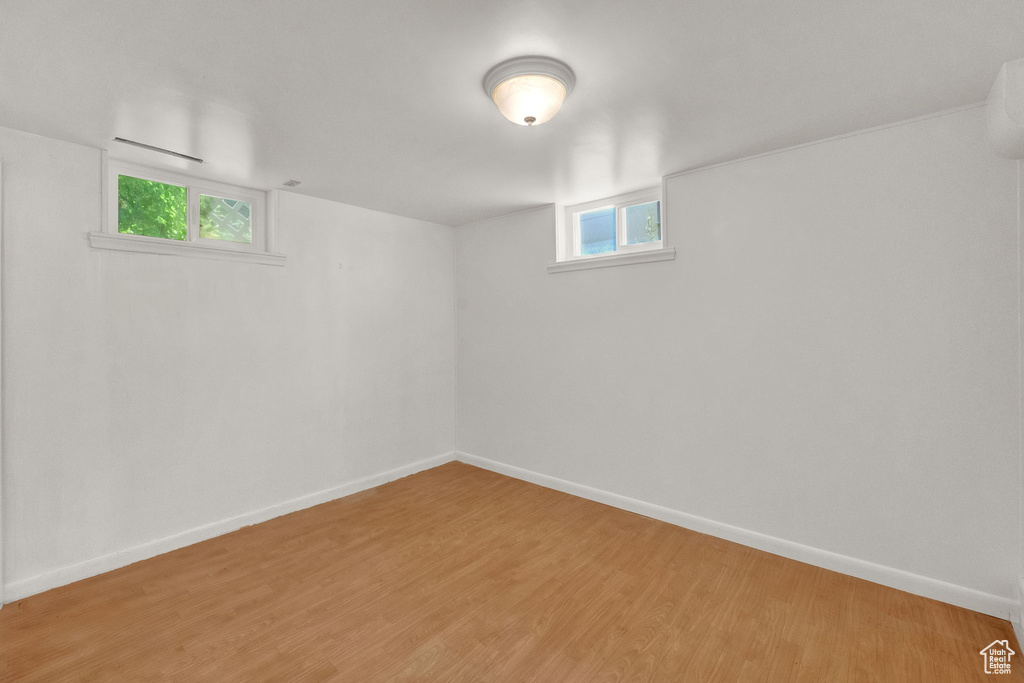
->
[547,247,675,274]
[89,232,286,267]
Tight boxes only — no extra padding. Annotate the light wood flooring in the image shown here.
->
[0,461,1019,681]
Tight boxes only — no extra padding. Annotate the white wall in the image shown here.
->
[456,106,1021,612]
[0,126,455,596]
[1017,154,1024,622]
[3,104,1019,618]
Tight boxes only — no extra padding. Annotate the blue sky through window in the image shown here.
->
[579,207,616,255]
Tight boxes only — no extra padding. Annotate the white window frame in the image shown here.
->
[551,186,675,273]
[90,154,285,266]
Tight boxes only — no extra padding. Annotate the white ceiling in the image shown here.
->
[1,1,1022,226]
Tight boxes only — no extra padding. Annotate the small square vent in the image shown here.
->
[283,179,302,187]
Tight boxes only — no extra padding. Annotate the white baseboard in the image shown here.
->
[4,452,456,603]
[456,451,1015,620]
[9,450,1013,622]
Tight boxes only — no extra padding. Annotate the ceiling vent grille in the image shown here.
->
[112,137,203,163]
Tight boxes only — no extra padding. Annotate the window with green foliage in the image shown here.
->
[97,159,279,264]
[118,175,187,240]
[623,201,661,245]
[200,194,251,244]
[110,166,261,251]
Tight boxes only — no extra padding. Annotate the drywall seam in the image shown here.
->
[0,154,4,609]
[1011,157,1024,637]
[456,105,986,232]
[454,203,553,230]
[664,102,986,181]
[453,228,459,455]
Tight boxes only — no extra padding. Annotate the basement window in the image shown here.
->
[90,157,285,266]
[550,187,675,273]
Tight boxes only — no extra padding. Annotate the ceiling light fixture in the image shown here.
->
[483,56,575,127]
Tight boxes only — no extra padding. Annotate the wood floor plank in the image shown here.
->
[0,461,1019,681]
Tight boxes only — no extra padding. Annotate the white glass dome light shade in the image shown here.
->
[491,75,566,126]
[483,56,576,127]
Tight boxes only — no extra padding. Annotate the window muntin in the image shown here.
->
[561,188,664,262]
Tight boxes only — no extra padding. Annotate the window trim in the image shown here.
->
[551,186,674,273]
[91,153,285,266]
[547,246,676,273]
